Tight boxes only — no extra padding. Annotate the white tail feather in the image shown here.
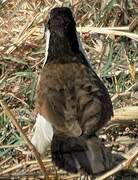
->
[31,114,53,155]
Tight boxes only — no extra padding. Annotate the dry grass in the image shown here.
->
[0,0,138,179]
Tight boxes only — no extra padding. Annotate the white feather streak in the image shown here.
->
[43,29,50,67]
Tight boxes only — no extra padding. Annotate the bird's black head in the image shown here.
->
[47,7,76,37]
[45,7,90,66]
[44,7,80,62]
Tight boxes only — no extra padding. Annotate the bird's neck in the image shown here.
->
[44,29,80,64]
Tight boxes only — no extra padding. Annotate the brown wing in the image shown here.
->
[36,59,113,137]
[75,65,113,135]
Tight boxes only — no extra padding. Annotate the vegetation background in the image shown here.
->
[0,0,138,179]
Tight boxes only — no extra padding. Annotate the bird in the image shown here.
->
[31,7,114,176]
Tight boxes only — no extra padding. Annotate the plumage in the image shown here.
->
[31,113,53,154]
[31,7,113,175]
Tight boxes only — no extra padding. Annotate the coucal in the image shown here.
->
[31,7,113,175]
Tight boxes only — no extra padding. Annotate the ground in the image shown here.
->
[0,0,138,179]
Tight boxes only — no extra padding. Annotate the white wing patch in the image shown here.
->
[31,114,53,155]
[43,29,50,67]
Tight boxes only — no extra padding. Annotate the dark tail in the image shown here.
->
[51,134,114,175]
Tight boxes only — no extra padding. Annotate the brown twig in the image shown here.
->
[0,100,50,180]
[96,143,138,180]
[111,92,131,102]
[111,82,138,102]
[7,92,29,106]
[0,157,12,167]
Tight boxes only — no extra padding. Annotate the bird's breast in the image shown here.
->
[36,63,86,136]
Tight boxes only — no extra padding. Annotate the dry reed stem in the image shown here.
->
[129,16,138,31]
[0,100,50,180]
[111,92,131,102]
[0,159,52,176]
[77,26,138,41]
[0,144,22,149]
[111,106,138,121]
